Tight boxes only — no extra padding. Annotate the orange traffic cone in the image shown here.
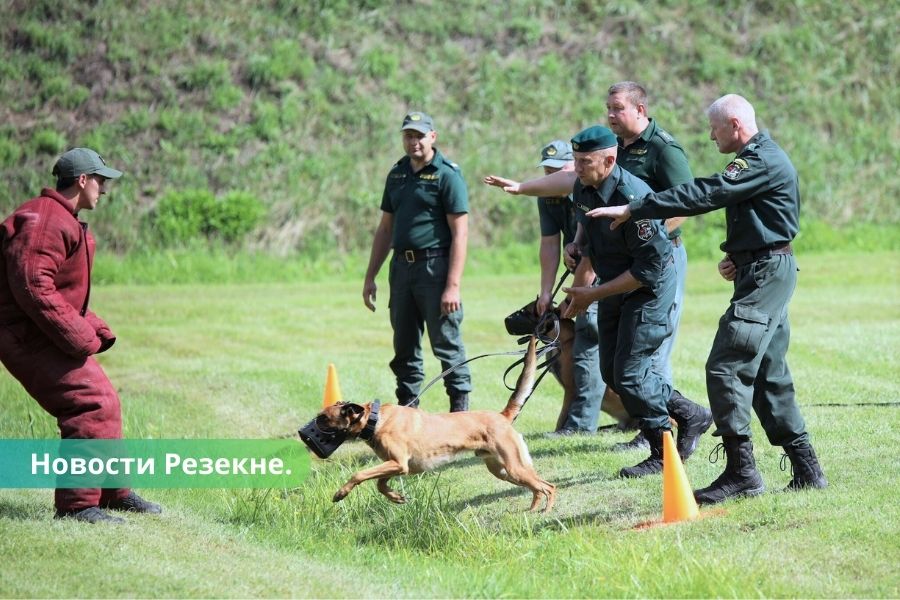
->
[322,363,343,408]
[662,430,700,523]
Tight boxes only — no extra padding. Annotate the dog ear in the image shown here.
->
[340,403,365,418]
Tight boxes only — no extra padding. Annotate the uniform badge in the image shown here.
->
[723,158,749,180]
[629,148,648,155]
[635,219,653,241]
[576,202,589,212]
[545,147,557,156]
[410,114,421,121]
[572,142,580,151]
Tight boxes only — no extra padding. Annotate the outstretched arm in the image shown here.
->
[483,170,577,197]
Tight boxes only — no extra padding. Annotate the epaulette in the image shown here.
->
[448,161,461,171]
[616,179,639,202]
[656,128,675,144]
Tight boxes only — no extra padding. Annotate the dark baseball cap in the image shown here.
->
[571,126,617,153]
[400,111,434,134]
[538,140,574,168]
[52,147,123,180]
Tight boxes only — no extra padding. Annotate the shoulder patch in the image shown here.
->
[448,161,461,171]
[656,128,674,143]
[635,219,654,241]
[723,158,750,180]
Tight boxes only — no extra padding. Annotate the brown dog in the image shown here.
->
[315,336,556,512]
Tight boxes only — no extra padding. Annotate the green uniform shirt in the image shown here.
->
[537,194,576,245]
[616,118,693,240]
[574,165,671,291]
[380,149,468,250]
[629,131,799,254]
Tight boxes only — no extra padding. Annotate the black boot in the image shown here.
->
[449,393,469,413]
[611,431,650,452]
[54,506,125,524]
[102,492,162,514]
[693,436,765,505]
[398,395,419,408]
[781,443,828,491]
[666,390,713,461]
[619,428,666,478]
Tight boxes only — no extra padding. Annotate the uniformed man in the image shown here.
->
[363,112,472,412]
[489,125,684,477]
[599,81,713,453]
[587,94,828,502]
[534,140,606,436]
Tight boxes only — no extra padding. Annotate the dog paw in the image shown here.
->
[385,493,407,504]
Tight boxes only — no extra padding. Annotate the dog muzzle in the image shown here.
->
[298,416,348,459]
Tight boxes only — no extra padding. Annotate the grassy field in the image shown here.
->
[1,250,898,598]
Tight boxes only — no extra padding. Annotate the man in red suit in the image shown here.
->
[0,148,161,523]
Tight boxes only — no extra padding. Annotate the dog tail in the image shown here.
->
[501,336,537,422]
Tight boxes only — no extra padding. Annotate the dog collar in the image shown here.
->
[359,400,380,441]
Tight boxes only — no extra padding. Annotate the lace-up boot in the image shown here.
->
[693,435,765,505]
[55,506,125,524]
[619,428,666,478]
[611,430,650,452]
[666,390,713,460]
[781,443,828,491]
[102,492,162,514]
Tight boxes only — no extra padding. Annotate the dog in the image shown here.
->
[313,336,556,512]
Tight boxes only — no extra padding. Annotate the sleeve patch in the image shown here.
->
[635,219,654,241]
[723,158,750,180]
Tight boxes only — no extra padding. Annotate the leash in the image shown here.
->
[410,269,573,408]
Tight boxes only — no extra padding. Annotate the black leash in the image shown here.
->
[410,269,572,409]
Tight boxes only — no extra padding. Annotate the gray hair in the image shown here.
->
[706,94,757,128]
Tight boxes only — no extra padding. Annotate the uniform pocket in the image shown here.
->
[631,308,671,354]
[728,303,769,355]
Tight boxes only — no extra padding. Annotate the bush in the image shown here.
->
[149,188,266,246]
[30,129,66,154]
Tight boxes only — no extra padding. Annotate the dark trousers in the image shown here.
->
[706,253,808,446]
[597,270,675,431]
[388,254,471,402]
[0,327,129,512]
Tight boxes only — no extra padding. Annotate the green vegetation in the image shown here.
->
[1,252,898,597]
[1,0,897,260]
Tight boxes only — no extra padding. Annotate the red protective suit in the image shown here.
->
[0,188,129,511]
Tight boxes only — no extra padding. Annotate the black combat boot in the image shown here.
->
[102,492,162,514]
[619,428,667,478]
[449,393,469,413]
[398,395,419,408]
[693,436,765,505]
[611,430,650,452]
[666,390,713,461]
[54,506,125,524]
[781,443,828,491]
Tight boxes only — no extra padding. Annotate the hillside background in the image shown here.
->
[1,0,897,262]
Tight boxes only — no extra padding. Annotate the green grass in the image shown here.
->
[1,251,898,597]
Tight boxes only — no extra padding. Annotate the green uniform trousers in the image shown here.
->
[706,253,809,446]
[597,267,676,431]
[388,253,471,402]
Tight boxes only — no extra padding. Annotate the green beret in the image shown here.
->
[570,125,617,152]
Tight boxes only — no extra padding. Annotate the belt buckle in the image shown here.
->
[404,250,415,263]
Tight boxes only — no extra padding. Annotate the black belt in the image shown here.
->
[395,247,450,263]
[729,243,793,267]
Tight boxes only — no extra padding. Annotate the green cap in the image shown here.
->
[538,140,573,168]
[400,111,434,134]
[570,126,617,153]
[52,148,123,180]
